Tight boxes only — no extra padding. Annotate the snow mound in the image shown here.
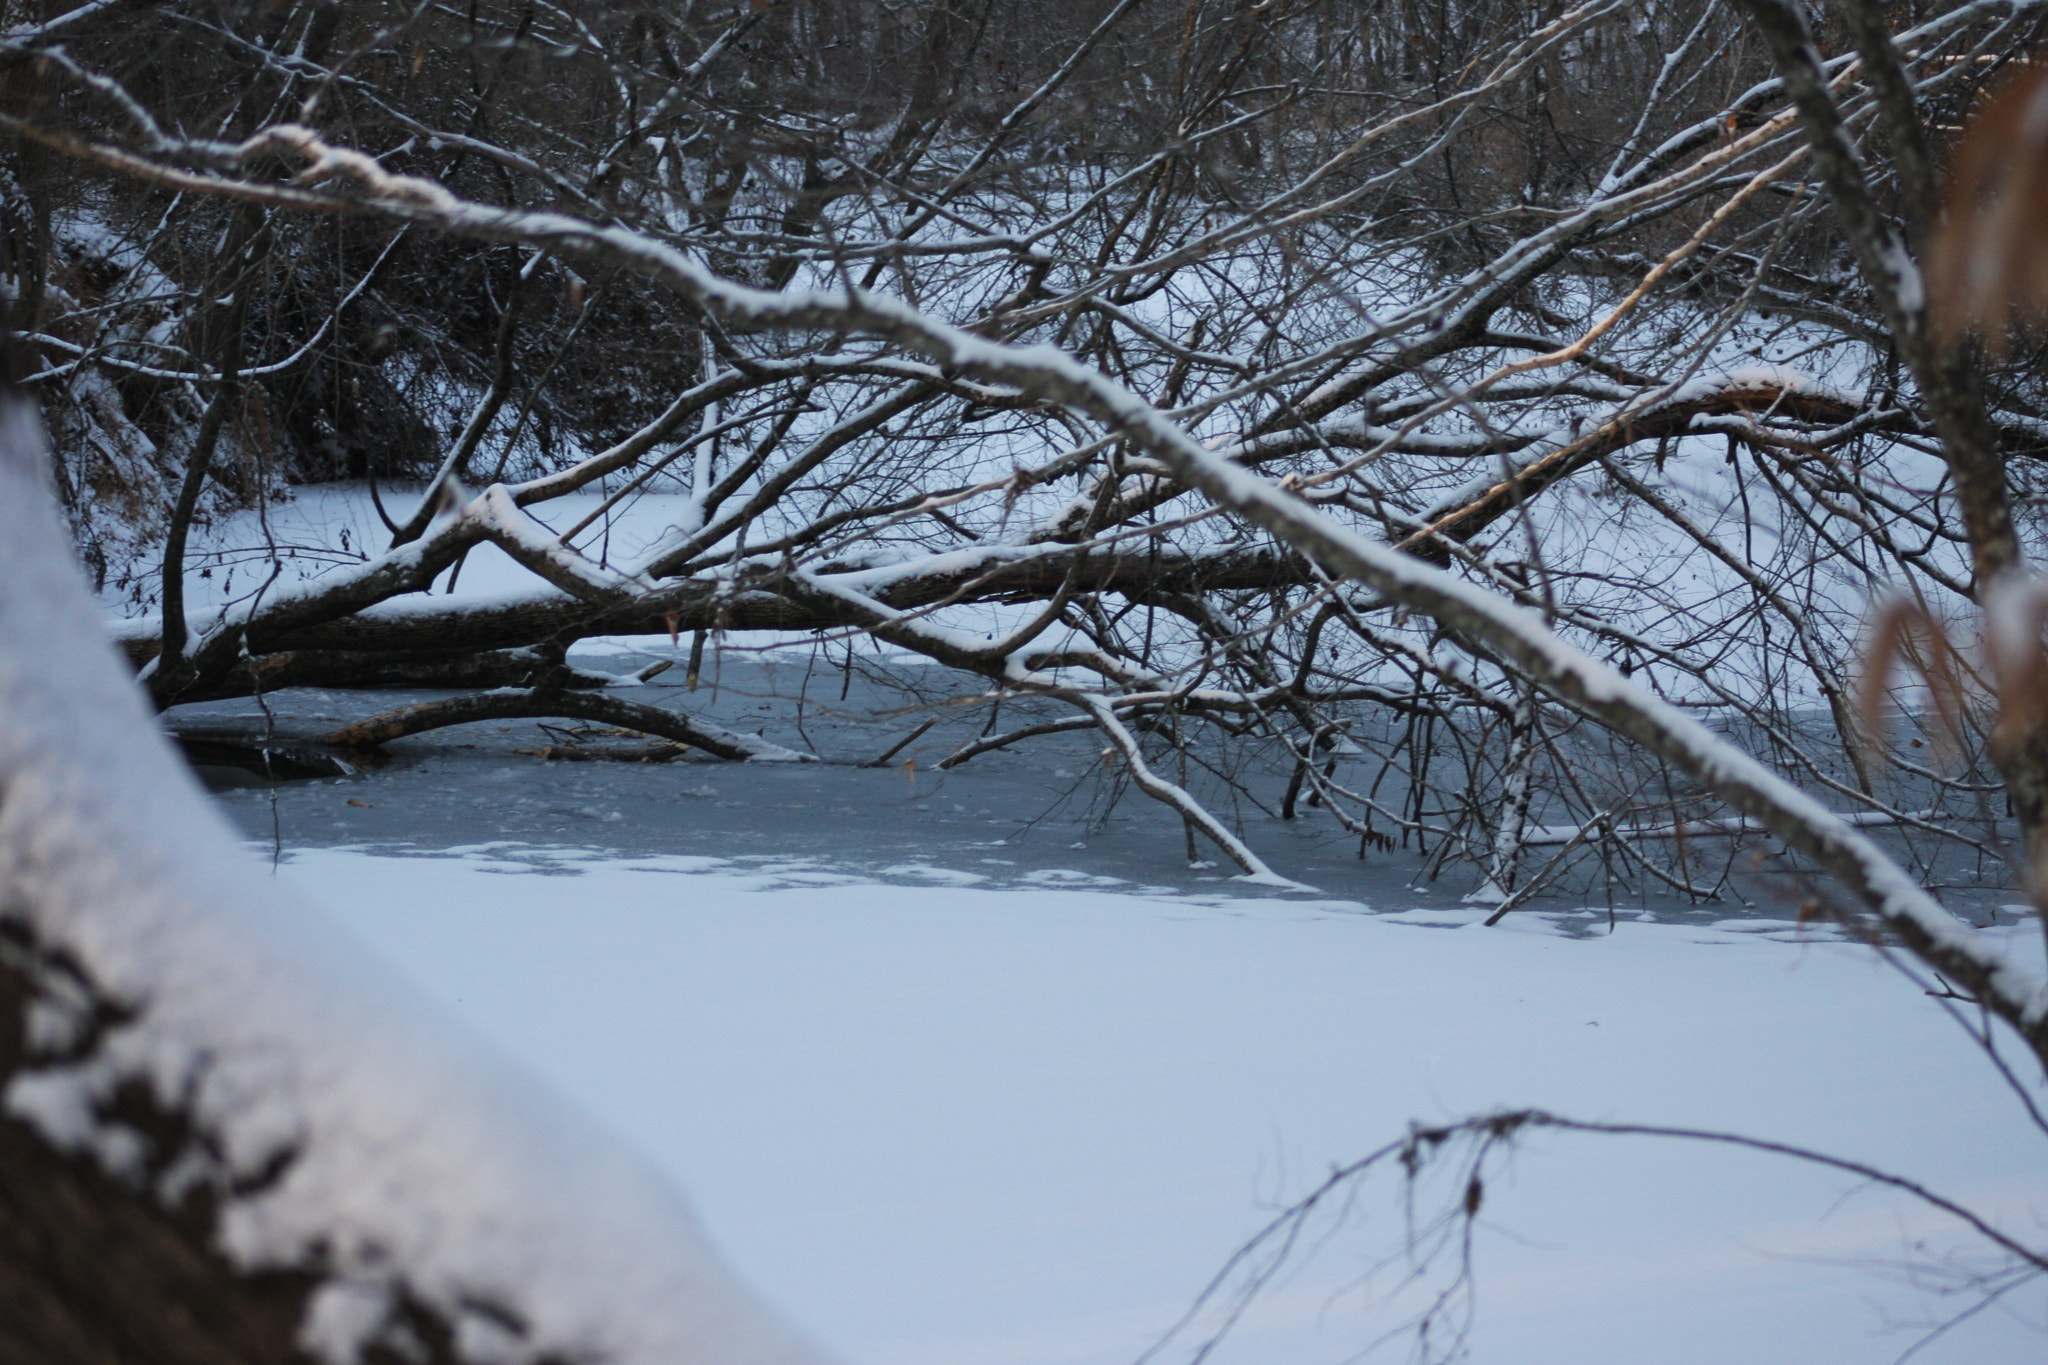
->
[0,400,835,1364]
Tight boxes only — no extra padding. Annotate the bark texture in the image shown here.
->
[0,922,318,1365]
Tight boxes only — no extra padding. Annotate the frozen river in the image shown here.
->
[173,648,2048,1365]
[230,838,2045,1365]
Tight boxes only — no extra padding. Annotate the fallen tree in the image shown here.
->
[11,0,2046,894]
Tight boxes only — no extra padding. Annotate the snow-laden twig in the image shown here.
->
[1068,692,1298,887]
[463,484,658,606]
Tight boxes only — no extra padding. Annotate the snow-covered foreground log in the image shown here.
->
[0,394,832,1362]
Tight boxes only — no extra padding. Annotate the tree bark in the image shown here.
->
[0,925,322,1365]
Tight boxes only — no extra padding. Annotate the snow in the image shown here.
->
[275,842,2048,1365]
[1659,363,1834,406]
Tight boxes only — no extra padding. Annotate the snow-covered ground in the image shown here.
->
[273,841,2047,1365]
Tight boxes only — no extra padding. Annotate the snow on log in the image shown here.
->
[107,547,1308,702]
[0,394,833,1363]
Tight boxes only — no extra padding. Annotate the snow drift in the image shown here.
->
[0,392,836,1364]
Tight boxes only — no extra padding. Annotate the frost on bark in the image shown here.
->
[0,921,320,1365]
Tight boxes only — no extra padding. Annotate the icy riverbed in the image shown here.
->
[164,632,2046,1363]
[256,840,2045,1365]
[187,641,2030,923]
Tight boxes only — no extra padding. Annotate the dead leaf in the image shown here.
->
[1929,62,2048,348]
[1855,596,1967,763]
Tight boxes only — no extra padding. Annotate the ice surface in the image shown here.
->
[282,843,2048,1365]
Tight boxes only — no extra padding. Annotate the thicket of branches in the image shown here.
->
[8,0,2048,897]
